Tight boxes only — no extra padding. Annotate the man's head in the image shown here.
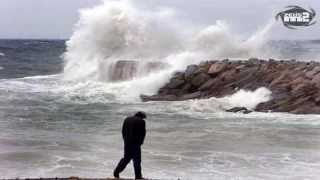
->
[135,111,147,119]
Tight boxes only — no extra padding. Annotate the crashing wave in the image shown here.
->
[61,0,276,108]
[64,0,273,82]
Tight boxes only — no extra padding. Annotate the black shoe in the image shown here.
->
[113,171,120,179]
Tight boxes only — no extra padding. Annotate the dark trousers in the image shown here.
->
[114,144,142,179]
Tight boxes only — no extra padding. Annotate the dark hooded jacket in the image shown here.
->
[122,115,146,146]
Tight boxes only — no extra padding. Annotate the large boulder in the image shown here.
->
[219,69,237,82]
[167,78,186,89]
[185,65,199,80]
[269,70,291,88]
[208,63,227,75]
[191,73,211,87]
[199,79,217,91]
[109,60,138,81]
[312,73,320,88]
[306,66,320,79]
[291,82,315,98]
[109,60,169,81]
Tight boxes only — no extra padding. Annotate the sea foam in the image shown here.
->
[64,0,273,80]
[62,0,275,106]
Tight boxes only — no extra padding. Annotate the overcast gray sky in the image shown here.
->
[0,0,319,39]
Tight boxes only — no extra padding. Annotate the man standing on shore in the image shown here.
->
[114,112,147,179]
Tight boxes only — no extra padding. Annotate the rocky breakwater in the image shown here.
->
[141,58,320,114]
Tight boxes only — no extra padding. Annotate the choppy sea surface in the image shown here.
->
[0,39,320,180]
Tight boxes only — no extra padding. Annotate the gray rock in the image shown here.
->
[109,60,138,81]
[289,77,306,88]
[314,94,320,104]
[248,58,260,65]
[173,72,185,80]
[312,73,320,88]
[291,82,316,98]
[199,79,217,91]
[109,60,168,81]
[249,57,259,61]
[269,70,290,88]
[179,91,202,100]
[222,59,229,63]
[185,65,199,80]
[219,69,237,82]
[236,65,246,70]
[208,63,227,75]
[181,83,192,94]
[306,66,320,79]
[140,94,177,102]
[167,78,185,89]
[226,107,253,114]
[269,59,275,63]
[191,73,211,87]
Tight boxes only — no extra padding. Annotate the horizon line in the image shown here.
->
[1,38,320,42]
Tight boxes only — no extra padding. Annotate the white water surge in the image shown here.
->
[0,74,319,179]
[63,0,275,109]
[1,2,320,179]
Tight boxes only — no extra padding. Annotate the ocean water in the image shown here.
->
[1,1,320,179]
[0,39,320,180]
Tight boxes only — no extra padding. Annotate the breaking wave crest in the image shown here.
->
[64,0,274,80]
[161,87,272,114]
[62,0,275,107]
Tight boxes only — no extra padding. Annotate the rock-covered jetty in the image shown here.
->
[141,58,320,114]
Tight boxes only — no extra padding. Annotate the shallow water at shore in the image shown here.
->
[1,39,320,179]
[0,75,320,180]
